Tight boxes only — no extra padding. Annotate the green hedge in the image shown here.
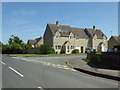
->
[72,49,79,54]
[40,44,55,54]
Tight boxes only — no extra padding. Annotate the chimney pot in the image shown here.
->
[56,21,59,25]
[93,26,95,29]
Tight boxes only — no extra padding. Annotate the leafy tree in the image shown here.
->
[8,35,23,45]
[2,44,11,54]
[40,44,55,54]
[10,44,22,53]
[0,42,2,53]
[24,44,33,49]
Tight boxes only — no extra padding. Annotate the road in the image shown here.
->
[1,54,118,89]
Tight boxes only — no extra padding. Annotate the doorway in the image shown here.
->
[81,46,83,53]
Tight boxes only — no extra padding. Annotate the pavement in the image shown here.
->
[66,59,120,81]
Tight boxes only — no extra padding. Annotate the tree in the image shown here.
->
[10,44,22,53]
[2,44,11,54]
[24,44,33,49]
[8,35,23,45]
[0,42,2,53]
[40,44,55,54]
[6,35,25,53]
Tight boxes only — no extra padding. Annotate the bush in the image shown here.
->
[72,49,79,54]
[60,50,65,54]
[40,44,55,54]
[114,44,120,52]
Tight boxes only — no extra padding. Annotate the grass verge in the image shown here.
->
[7,54,80,57]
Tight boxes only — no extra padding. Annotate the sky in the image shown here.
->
[2,2,118,44]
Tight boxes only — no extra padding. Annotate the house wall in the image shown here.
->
[35,38,43,47]
[53,33,87,54]
[92,38,108,52]
[43,25,53,47]
[75,38,87,53]
[53,36,70,54]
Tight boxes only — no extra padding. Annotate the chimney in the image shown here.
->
[56,20,59,26]
[93,26,95,30]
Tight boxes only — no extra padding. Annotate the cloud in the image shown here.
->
[12,9,38,16]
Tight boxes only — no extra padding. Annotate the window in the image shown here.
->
[75,36,80,39]
[69,36,74,39]
[56,35,60,39]
[55,45,61,49]
[55,46,57,49]
[58,46,61,49]
[71,46,74,49]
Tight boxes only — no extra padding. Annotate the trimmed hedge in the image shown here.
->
[72,49,79,54]
[40,44,55,54]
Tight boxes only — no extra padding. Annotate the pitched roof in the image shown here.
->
[47,23,87,38]
[27,40,36,45]
[35,37,43,44]
[112,36,120,43]
[85,28,105,39]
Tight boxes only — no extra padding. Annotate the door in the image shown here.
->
[81,46,83,53]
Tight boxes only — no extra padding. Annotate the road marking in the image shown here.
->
[37,87,44,90]
[12,57,76,72]
[46,62,51,66]
[62,65,67,68]
[70,69,77,72]
[57,66,63,68]
[9,67,24,77]
[0,61,6,65]
[63,67,70,70]
[56,64,61,67]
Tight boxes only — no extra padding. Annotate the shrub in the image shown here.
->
[40,44,55,54]
[60,50,65,54]
[114,44,120,52]
[72,49,79,54]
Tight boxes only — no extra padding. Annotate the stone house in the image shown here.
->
[43,21,108,54]
[108,36,120,49]
[27,37,43,48]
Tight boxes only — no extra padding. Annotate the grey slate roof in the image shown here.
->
[27,40,36,45]
[35,37,43,44]
[47,23,87,38]
[112,36,120,43]
[85,28,106,39]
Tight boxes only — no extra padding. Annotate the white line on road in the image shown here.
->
[37,86,44,90]
[9,66,24,77]
[0,61,6,65]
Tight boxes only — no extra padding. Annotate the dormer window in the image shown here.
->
[69,36,74,39]
[69,32,74,39]
[55,31,61,39]
[102,34,107,40]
